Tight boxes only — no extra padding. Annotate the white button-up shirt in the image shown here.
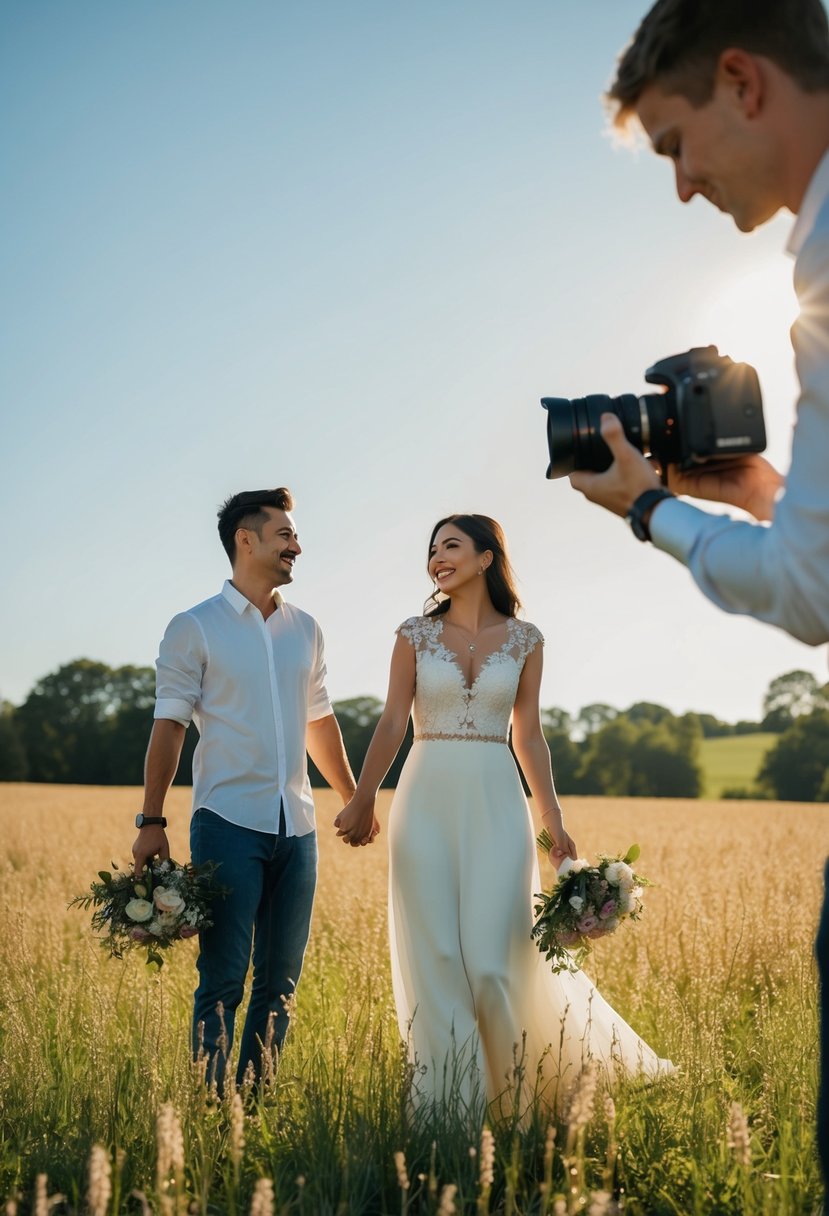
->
[154,580,332,835]
[650,149,829,646]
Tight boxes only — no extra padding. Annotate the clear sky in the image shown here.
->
[2,0,827,725]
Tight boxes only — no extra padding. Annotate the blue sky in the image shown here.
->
[2,0,826,724]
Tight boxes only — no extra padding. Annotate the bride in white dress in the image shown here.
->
[335,514,671,1115]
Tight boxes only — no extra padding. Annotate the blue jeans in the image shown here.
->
[817,858,829,1187]
[190,807,317,1090]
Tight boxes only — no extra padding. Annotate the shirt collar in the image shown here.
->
[787,148,829,258]
[221,579,285,614]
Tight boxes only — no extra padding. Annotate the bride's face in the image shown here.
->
[428,525,487,594]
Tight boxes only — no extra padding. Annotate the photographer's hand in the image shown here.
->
[569,414,661,516]
[665,455,784,522]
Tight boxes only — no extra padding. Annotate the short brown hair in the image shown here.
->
[608,0,829,128]
[217,488,294,563]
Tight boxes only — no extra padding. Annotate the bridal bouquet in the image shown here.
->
[71,858,226,967]
[532,833,649,973]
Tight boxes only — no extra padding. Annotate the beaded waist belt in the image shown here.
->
[413,732,507,744]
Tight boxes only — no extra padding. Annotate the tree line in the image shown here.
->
[1,660,827,801]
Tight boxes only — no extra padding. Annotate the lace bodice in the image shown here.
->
[397,615,544,741]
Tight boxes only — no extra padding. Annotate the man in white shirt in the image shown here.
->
[567,0,829,1183]
[132,487,372,1091]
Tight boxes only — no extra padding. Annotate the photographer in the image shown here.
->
[567,0,829,1181]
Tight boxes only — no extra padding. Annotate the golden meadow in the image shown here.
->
[0,784,825,1215]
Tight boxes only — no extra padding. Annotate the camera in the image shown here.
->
[541,345,766,479]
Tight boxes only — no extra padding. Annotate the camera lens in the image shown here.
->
[541,393,644,479]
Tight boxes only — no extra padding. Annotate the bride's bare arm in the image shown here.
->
[511,645,577,863]
[334,634,416,846]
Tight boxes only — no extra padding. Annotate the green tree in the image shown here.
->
[0,700,27,781]
[578,712,701,797]
[758,710,829,801]
[16,660,157,784]
[626,701,674,727]
[761,669,827,732]
[576,703,618,738]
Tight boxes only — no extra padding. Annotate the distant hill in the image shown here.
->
[699,733,777,799]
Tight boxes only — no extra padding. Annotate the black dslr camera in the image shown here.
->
[541,345,766,479]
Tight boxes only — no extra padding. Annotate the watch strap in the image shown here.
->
[135,813,168,828]
[626,488,675,543]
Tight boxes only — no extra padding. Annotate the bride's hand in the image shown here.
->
[334,795,379,848]
[549,830,577,866]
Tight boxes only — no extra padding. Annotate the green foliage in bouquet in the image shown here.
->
[70,858,227,967]
[532,832,650,973]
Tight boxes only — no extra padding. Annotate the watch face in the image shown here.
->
[135,813,144,828]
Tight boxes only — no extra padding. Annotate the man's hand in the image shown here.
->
[666,454,783,521]
[132,826,170,876]
[334,796,380,847]
[569,415,662,516]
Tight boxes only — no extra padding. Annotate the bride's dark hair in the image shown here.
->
[425,514,522,618]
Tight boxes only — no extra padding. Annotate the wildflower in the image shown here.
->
[249,1178,274,1216]
[393,1152,410,1191]
[566,1064,598,1132]
[33,1176,48,1216]
[479,1125,495,1190]
[230,1092,245,1169]
[727,1102,751,1167]
[87,1145,112,1216]
[437,1184,457,1215]
[156,1103,185,1216]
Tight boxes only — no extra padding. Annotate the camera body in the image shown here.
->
[541,345,766,479]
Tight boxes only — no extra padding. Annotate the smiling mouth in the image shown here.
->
[434,568,455,582]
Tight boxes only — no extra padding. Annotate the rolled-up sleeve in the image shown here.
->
[154,612,207,725]
[307,623,333,722]
[649,222,829,647]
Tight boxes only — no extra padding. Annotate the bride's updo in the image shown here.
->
[425,513,522,619]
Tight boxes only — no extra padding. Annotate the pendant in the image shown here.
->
[469,643,476,652]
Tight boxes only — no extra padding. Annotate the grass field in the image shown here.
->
[698,734,777,799]
[0,784,826,1215]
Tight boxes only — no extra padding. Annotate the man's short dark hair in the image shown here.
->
[608,0,829,128]
[217,488,295,564]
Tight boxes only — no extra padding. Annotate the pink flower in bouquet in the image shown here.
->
[599,900,617,920]
[586,926,607,940]
[130,927,152,941]
[557,930,583,947]
[179,926,199,939]
[576,914,599,934]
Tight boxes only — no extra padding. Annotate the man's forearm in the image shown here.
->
[306,714,357,802]
[143,719,187,815]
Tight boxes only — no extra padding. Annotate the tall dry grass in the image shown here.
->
[0,784,825,1214]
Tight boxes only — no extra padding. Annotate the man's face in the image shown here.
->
[242,507,302,585]
[635,77,783,233]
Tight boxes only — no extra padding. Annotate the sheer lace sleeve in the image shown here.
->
[396,615,443,653]
[519,621,544,661]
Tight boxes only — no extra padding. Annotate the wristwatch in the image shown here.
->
[626,488,675,543]
[135,813,168,829]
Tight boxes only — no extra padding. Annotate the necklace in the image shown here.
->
[444,618,503,653]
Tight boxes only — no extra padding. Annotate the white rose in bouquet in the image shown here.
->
[125,898,154,923]
[153,887,186,916]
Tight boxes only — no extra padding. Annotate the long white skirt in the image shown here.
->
[388,739,672,1115]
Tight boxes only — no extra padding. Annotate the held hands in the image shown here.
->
[132,825,170,877]
[570,412,784,523]
[334,795,381,848]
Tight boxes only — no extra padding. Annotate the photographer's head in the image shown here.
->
[609,0,829,230]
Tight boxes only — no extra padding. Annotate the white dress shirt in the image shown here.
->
[154,580,332,835]
[650,149,829,646]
